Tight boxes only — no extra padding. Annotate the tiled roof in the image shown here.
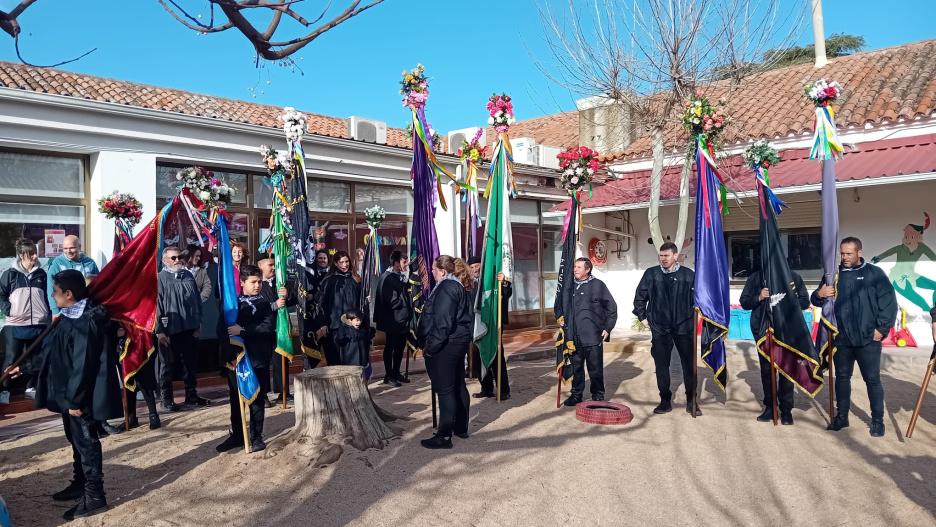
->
[598,39,936,163]
[0,60,427,151]
[551,133,936,211]
[484,111,580,149]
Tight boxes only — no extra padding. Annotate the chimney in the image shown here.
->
[811,0,828,68]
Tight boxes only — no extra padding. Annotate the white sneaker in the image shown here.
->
[0,391,9,404]
[24,387,36,400]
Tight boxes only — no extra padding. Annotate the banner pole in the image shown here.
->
[496,280,503,404]
[692,311,699,418]
[0,318,61,385]
[769,331,778,426]
[557,369,563,409]
[828,323,835,418]
[122,388,130,431]
[906,350,935,438]
[240,397,251,454]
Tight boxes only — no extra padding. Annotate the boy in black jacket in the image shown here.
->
[7,269,122,521]
[334,308,373,377]
[216,265,284,453]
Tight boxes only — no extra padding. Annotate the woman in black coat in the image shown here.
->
[315,251,361,366]
[417,255,474,449]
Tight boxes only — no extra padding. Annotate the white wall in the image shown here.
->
[89,151,157,268]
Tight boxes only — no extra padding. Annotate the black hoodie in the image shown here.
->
[811,259,898,347]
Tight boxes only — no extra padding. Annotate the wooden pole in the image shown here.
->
[692,311,699,418]
[282,355,288,409]
[906,353,936,439]
[769,331,778,426]
[827,324,836,418]
[122,388,130,431]
[0,317,61,385]
[240,397,251,454]
[496,280,503,404]
[557,370,563,409]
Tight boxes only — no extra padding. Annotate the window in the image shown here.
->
[355,184,413,216]
[728,230,823,281]
[0,152,84,199]
[308,181,350,213]
[156,165,247,205]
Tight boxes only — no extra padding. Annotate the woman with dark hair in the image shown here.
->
[314,251,361,366]
[417,255,474,449]
[230,241,247,294]
[180,244,212,303]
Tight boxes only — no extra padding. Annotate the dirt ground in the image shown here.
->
[2,344,935,527]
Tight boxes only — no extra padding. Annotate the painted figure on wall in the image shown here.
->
[872,213,936,311]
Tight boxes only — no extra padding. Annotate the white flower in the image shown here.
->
[176,173,183,180]
[507,117,515,124]
[199,190,211,201]
[586,168,595,175]
[575,167,583,175]
[496,110,504,117]
[564,169,574,177]
[487,117,495,125]
[570,176,579,184]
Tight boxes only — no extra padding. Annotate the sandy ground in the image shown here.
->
[2,342,936,527]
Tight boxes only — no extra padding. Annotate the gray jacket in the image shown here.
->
[156,268,202,336]
[189,265,212,303]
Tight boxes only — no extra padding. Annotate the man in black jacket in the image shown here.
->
[258,257,297,405]
[156,246,207,411]
[813,237,897,437]
[633,242,697,415]
[740,269,810,425]
[467,256,513,399]
[375,250,411,387]
[561,257,617,405]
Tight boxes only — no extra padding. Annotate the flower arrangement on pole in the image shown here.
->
[365,205,385,229]
[557,146,600,202]
[97,191,144,256]
[405,121,443,152]
[487,93,515,133]
[400,64,429,110]
[460,128,487,259]
[280,107,307,142]
[458,129,488,167]
[175,166,236,208]
[806,78,843,160]
[682,88,729,215]
[743,139,782,185]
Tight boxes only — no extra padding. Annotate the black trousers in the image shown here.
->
[426,339,470,439]
[758,353,794,413]
[226,368,268,441]
[157,329,200,402]
[62,413,105,500]
[834,341,885,421]
[480,343,510,396]
[650,331,695,402]
[321,335,340,367]
[126,357,158,418]
[272,353,289,396]
[383,331,407,378]
[570,344,604,400]
[1,327,39,390]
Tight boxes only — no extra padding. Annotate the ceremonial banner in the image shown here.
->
[554,198,579,384]
[289,143,324,366]
[358,208,382,381]
[410,112,442,295]
[693,137,730,390]
[473,133,514,375]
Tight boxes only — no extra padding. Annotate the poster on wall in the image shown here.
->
[44,229,65,257]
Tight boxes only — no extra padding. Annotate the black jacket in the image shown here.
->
[260,278,297,309]
[315,271,361,332]
[739,271,810,340]
[374,269,411,334]
[222,296,276,369]
[632,266,695,335]
[334,316,374,368]
[470,278,513,326]
[569,277,618,347]
[417,277,473,357]
[811,259,898,347]
[30,301,122,420]
[156,268,202,336]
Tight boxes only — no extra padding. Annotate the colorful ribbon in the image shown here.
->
[810,105,843,161]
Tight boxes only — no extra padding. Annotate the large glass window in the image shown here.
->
[156,165,247,205]
[308,181,351,213]
[355,184,413,216]
[0,203,85,274]
[728,230,823,281]
[510,224,541,311]
[0,152,84,199]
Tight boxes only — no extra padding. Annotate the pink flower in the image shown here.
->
[684,101,691,108]
[714,122,722,128]
[715,109,723,116]
[695,88,703,97]
[704,123,713,131]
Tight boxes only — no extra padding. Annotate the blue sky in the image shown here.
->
[0,0,932,133]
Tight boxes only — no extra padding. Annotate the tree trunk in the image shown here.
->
[673,162,691,256]
[648,123,666,250]
[265,366,402,464]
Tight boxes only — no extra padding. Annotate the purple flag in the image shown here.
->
[411,121,440,295]
[816,159,839,364]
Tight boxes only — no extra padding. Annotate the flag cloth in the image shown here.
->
[271,210,294,360]
[358,227,379,381]
[405,253,427,356]
[463,160,481,259]
[289,142,324,367]
[410,110,442,296]
[693,136,730,390]
[473,133,515,374]
[754,167,824,396]
[816,152,840,369]
[217,213,260,404]
[553,198,579,383]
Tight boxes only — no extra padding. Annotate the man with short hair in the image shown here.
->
[375,250,411,387]
[633,242,698,415]
[560,257,617,406]
[813,236,897,437]
[47,235,99,315]
[156,247,207,411]
[258,257,296,405]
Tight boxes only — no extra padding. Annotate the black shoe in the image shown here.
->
[870,419,885,437]
[591,395,604,402]
[394,372,411,384]
[149,414,161,430]
[100,421,123,436]
[563,396,582,407]
[827,413,849,431]
[251,438,267,452]
[63,496,108,521]
[420,435,453,449]
[686,401,702,415]
[382,376,403,388]
[473,391,495,399]
[161,401,180,412]
[52,480,84,501]
[264,397,273,409]
[216,435,244,453]
[279,393,294,404]
[127,416,140,430]
[499,393,511,401]
[185,395,210,407]
[780,412,794,426]
[653,401,673,414]
[454,431,469,439]
[756,407,774,422]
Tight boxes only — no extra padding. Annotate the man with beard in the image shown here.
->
[156,247,208,411]
[375,250,411,387]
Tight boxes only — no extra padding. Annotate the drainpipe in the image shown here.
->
[811,0,828,68]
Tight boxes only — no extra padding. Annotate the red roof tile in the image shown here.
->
[552,133,936,211]
[484,111,580,150]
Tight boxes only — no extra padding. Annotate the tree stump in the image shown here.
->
[266,366,402,464]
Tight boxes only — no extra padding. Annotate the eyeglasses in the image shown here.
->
[166,256,179,261]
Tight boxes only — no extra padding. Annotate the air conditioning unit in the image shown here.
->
[447,127,486,154]
[510,137,538,165]
[348,116,387,144]
[536,145,563,169]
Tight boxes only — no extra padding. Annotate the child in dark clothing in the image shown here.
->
[333,308,374,379]
[216,265,284,453]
